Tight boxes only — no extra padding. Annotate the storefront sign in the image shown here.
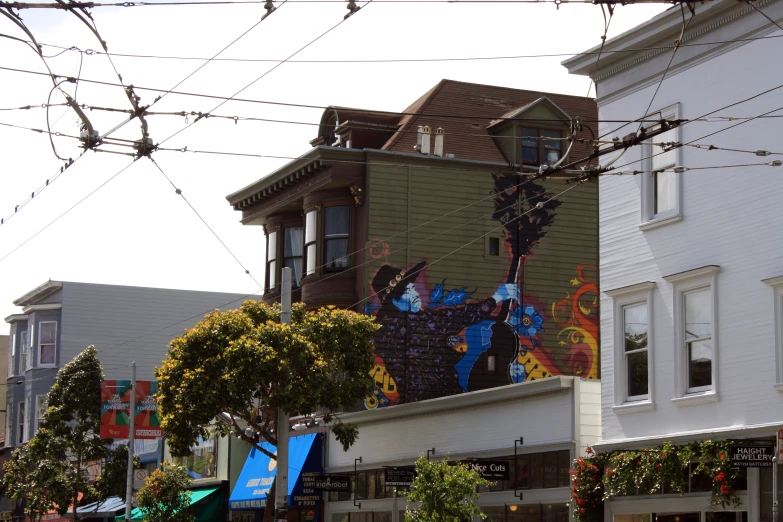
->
[462,460,510,480]
[313,475,351,492]
[384,466,416,486]
[729,444,775,467]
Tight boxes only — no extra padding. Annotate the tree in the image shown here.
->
[404,456,490,522]
[136,462,193,522]
[3,428,69,522]
[2,346,122,522]
[93,444,139,502]
[155,301,379,458]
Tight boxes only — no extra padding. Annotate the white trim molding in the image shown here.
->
[639,103,682,230]
[664,265,720,405]
[762,275,783,389]
[21,303,62,314]
[606,282,656,413]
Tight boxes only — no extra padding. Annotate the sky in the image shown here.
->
[0,0,668,332]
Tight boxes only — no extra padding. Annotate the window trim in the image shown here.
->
[37,321,57,368]
[763,275,783,391]
[321,204,351,273]
[664,265,720,404]
[640,103,683,231]
[8,333,14,377]
[265,227,279,293]
[22,330,31,371]
[304,208,318,277]
[282,225,304,288]
[22,398,30,443]
[17,401,25,445]
[606,282,656,413]
[5,400,12,445]
[34,395,47,436]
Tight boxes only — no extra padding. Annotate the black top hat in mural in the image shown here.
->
[372,260,427,303]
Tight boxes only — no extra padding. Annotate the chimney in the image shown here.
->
[415,126,423,152]
[434,127,444,157]
[421,125,431,155]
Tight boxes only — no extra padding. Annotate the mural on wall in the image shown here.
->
[363,174,598,409]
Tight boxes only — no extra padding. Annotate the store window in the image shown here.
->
[324,205,350,270]
[180,436,217,480]
[706,513,748,522]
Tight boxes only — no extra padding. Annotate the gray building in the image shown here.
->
[3,280,253,450]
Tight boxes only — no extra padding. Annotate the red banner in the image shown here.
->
[100,380,161,439]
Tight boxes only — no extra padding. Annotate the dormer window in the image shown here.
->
[520,128,563,166]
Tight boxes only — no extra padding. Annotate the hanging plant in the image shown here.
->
[571,440,742,522]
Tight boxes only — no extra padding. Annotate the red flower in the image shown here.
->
[655,464,662,469]
[579,508,585,515]
[586,446,593,455]
[720,483,730,495]
[715,472,726,482]
[617,455,623,460]
[577,498,586,507]
[720,453,726,460]
[661,452,667,457]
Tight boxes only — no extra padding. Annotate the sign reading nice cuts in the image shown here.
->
[462,460,510,480]
[729,444,775,467]
[100,380,162,439]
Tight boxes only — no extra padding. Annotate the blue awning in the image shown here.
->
[229,433,320,510]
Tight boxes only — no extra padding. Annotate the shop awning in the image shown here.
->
[115,486,220,521]
[229,433,318,510]
[70,496,125,517]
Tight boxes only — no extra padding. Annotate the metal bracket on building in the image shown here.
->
[426,448,435,461]
[354,457,362,509]
[514,437,524,499]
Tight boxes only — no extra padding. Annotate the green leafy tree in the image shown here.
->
[155,301,379,458]
[2,346,127,522]
[137,462,194,522]
[3,428,69,522]
[93,444,140,502]
[404,456,490,522]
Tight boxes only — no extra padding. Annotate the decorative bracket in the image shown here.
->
[354,457,362,509]
[514,437,524,499]
[426,447,435,461]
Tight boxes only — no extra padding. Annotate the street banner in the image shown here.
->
[100,380,161,439]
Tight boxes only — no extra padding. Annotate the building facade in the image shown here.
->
[227,80,601,410]
[563,0,783,520]
[3,281,251,451]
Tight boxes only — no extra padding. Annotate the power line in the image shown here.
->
[25,32,783,64]
[149,157,263,288]
[601,160,782,175]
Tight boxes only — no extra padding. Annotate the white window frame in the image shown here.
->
[17,401,24,445]
[606,282,656,414]
[8,333,15,377]
[5,400,12,445]
[664,265,720,406]
[22,398,30,443]
[34,395,47,436]
[763,275,783,391]
[640,103,683,231]
[304,208,318,277]
[21,330,30,372]
[37,321,57,368]
[266,228,279,293]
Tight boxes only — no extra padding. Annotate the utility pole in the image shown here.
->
[773,453,778,522]
[125,361,137,522]
[275,267,292,522]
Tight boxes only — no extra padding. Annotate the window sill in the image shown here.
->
[773,383,783,392]
[671,391,719,407]
[639,213,682,231]
[613,400,655,415]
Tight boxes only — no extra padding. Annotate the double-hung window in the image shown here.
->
[641,103,682,229]
[5,401,12,444]
[606,282,655,412]
[304,209,318,276]
[283,227,303,287]
[38,321,57,367]
[323,205,350,271]
[8,333,14,377]
[20,330,29,371]
[17,402,25,444]
[763,275,783,389]
[520,128,563,166]
[22,399,30,443]
[35,395,47,435]
[665,265,720,403]
[266,229,278,292]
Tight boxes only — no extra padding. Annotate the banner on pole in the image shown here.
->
[101,380,162,439]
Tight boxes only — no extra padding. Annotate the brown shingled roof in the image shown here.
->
[381,79,597,164]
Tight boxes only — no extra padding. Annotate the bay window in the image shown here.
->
[21,330,29,371]
[324,205,350,270]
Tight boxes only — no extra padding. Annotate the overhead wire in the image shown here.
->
[23,32,783,64]
[149,156,263,288]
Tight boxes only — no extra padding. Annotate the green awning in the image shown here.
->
[116,486,220,521]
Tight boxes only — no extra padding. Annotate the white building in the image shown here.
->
[563,0,783,520]
[324,377,600,522]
